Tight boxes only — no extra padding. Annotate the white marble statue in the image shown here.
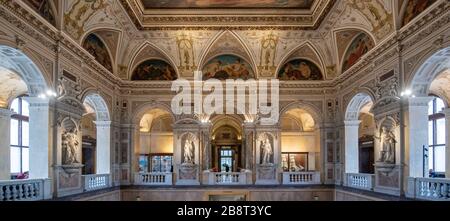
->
[62,130,79,165]
[183,139,194,164]
[375,126,396,163]
[261,138,273,164]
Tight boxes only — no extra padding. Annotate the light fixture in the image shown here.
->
[400,89,413,97]
[38,89,57,99]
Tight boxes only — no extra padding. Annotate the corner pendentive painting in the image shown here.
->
[131,60,177,81]
[23,0,56,25]
[82,34,113,73]
[342,33,375,73]
[278,59,323,80]
[202,55,255,80]
[402,0,436,26]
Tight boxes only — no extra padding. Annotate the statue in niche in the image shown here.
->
[62,130,80,165]
[260,137,273,165]
[375,126,396,164]
[183,139,194,164]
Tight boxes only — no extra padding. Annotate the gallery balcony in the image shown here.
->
[202,171,252,185]
[0,178,52,201]
[408,177,450,201]
[345,173,375,191]
[282,171,321,185]
[134,172,173,186]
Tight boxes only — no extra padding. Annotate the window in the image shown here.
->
[220,147,233,172]
[428,97,446,174]
[10,97,29,178]
[150,154,173,172]
[281,152,308,172]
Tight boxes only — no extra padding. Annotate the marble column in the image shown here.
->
[408,97,433,178]
[94,121,111,174]
[200,123,211,171]
[344,120,360,174]
[444,108,450,178]
[243,122,255,170]
[0,108,13,180]
[26,97,50,179]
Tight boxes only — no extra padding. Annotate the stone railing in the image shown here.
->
[346,173,375,190]
[282,171,321,185]
[414,177,450,201]
[82,174,110,192]
[134,172,173,185]
[203,171,251,185]
[0,178,52,201]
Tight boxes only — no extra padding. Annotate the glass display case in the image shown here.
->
[281,152,308,172]
[150,154,173,172]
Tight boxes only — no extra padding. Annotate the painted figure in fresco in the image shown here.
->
[202,55,254,80]
[261,138,273,165]
[131,60,177,81]
[278,59,323,80]
[342,34,374,72]
[289,155,304,172]
[403,0,435,26]
[375,126,396,163]
[83,34,113,72]
[183,139,194,164]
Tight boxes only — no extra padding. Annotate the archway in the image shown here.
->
[210,115,243,172]
[407,46,450,179]
[344,93,374,174]
[280,108,320,174]
[136,108,174,175]
[81,93,111,175]
[0,45,50,180]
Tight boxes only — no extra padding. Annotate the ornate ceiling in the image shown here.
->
[121,0,335,30]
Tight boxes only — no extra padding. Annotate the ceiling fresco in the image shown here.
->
[139,0,315,9]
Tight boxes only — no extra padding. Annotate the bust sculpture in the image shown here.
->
[375,126,396,164]
[183,139,194,164]
[261,138,273,165]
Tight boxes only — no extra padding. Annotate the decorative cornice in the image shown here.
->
[119,0,336,30]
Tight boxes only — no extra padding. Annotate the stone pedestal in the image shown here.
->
[255,164,279,185]
[55,164,84,197]
[374,163,401,196]
[176,163,200,185]
[0,109,13,180]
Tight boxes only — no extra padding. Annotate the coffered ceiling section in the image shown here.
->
[120,0,336,29]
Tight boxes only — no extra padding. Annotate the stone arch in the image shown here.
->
[132,101,175,125]
[0,45,49,99]
[345,92,374,121]
[197,30,258,78]
[408,46,450,97]
[82,92,111,122]
[280,101,323,126]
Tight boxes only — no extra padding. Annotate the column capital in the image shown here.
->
[344,120,361,126]
[443,108,450,116]
[408,96,434,107]
[23,97,50,107]
[0,108,14,117]
[94,120,112,127]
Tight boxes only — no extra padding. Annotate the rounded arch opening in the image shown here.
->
[280,107,320,173]
[135,108,174,174]
[81,93,111,175]
[344,93,375,174]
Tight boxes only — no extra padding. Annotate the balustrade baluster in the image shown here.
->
[0,186,4,201]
